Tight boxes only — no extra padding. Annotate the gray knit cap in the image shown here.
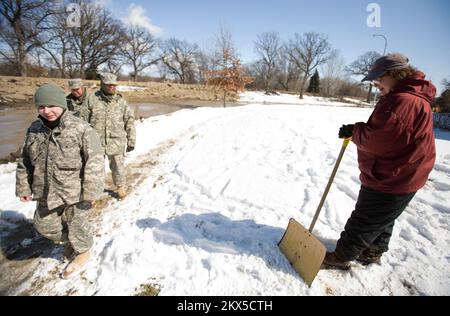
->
[34,84,68,109]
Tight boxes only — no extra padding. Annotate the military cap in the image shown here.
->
[100,73,118,85]
[68,79,83,90]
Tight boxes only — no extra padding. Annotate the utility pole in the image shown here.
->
[373,34,388,56]
[371,34,388,104]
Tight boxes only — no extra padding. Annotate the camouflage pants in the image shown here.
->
[108,154,126,187]
[33,201,93,254]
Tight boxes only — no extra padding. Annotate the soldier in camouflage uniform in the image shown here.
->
[66,79,90,120]
[86,73,136,199]
[16,84,105,278]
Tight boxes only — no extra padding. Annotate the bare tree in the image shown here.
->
[26,46,49,76]
[28,46,45,68]
[245,60,266,90]
[276,46,300,91]
[0,0,53,76]
[337,79,367,99]
[207,25,250,107]
[156,62,169,81]
[215,25,236,106]
[161,38,199,84]
[121,26,160,82]
[39,5,74,78]
[320,50,346,97]
[213,25,238,70]
[287,32,333,99]
[195,50,212,84]
[67,0,125,79]
[197,39,219,76]
[346,51,382,103]
[101,56,125,76]
[254,31,280,94]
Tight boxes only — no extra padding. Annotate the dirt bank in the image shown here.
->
[0,75,234,108]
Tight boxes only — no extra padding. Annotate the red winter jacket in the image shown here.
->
[353,72,436,194]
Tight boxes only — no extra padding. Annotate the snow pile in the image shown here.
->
[117,85,147,92]
[1,91,449,296]
[239,91,363,107]
[343,97,372,107]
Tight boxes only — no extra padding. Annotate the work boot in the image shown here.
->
[321,252,351,271]
[62,250,91,279]
[356,249,382,266]
[117,186,127,200]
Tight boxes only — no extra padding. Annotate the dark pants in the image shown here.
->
[335,186,416,261]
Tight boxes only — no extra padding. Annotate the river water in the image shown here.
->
[0,100,230,159]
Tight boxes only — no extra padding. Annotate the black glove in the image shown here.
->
[126,146,135,153]
[339,124,355,139]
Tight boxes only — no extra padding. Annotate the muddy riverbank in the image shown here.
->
[0,100,238,163]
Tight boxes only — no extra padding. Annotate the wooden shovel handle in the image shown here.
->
[308,137,352,233]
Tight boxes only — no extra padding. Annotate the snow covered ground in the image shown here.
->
[0,91,449,296]
[240,91,369,107]
[117,85,147,92]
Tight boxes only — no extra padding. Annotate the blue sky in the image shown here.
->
[107,0,450,92]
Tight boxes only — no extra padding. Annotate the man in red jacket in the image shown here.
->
[322,53,436,270]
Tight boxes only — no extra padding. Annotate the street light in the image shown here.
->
[371,34,388,105]
[373,34,388,56]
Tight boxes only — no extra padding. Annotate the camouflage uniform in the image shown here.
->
[86,73,136,187]
[16,110,104,254]
[66,79,90,120]
[67,88,90,120]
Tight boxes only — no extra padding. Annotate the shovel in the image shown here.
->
[278,137,352,287]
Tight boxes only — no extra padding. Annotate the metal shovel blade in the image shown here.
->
[278,138,352,286]
[278,218,326,287]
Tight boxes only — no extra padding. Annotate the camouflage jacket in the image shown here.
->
[66,89,90,120]
[16,111,105,210]
[86,90,136,156]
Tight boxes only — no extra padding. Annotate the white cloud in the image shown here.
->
[122,4,163,35]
